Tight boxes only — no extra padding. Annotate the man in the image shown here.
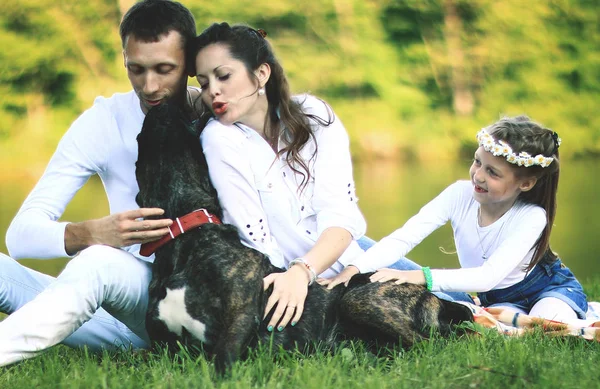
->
[0,0,198,366]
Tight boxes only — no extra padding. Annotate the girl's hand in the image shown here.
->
[263,265,310,331]
[369,269,426,285]
[318,265,360,290]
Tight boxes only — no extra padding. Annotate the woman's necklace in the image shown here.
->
[475,206,511,260]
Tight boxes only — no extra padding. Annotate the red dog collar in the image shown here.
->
[139,208,221,257]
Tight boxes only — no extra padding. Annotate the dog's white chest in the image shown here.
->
[157,287,208,343]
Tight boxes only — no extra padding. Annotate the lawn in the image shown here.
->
[1,278,599,389]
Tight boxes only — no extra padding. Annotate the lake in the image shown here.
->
[1,159,599,281]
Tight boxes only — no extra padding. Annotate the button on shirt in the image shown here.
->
[200,95,366,278]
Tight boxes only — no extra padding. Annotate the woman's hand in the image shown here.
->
[263,265,311,331]
[369,269,426,285]
[318,265,360,290]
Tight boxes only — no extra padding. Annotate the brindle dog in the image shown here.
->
[135,103,472,372]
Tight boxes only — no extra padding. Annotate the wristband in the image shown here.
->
[289,258,317,286]
[422,267,433,291]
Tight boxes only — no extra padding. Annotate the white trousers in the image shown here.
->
[0,246,152,366]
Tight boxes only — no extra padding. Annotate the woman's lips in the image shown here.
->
[212,102,228,115]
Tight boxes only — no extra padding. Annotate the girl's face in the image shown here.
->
[470,146,535,211]
[195,43,268,130]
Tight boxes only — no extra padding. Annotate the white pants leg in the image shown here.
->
[529,297,578,323]
[0,246,152,366]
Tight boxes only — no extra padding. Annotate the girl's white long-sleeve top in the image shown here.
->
[349,180,547,292]
[200,95,367,278]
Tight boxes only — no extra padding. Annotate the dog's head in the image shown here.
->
[135,103,219,217]
[136,103,200,165]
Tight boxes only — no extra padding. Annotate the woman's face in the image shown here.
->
[195,43,267,128]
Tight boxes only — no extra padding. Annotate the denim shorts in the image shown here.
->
[477,258,588,319]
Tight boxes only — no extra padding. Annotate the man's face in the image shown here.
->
[123,30,187,114]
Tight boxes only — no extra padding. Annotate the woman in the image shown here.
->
[192,23,468,332]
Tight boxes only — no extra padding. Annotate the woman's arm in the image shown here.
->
[264,97,364,330]
[306,96,367,243]
[265,96,366,330]
[262,226,352,330]
[201,121,286,266]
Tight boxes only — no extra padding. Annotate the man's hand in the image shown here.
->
[64,208,173,255]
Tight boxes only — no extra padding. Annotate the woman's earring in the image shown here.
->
[258,87,265,96]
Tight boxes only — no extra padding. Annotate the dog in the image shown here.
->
[135,103,473,372]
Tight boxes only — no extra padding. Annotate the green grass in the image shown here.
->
[1,279,599,388]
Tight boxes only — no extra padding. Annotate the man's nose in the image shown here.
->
[143,72,160,95]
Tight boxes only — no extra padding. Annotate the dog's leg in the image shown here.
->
[212,311,259,374]
[338,278,472,348]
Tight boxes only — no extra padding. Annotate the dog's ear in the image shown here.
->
[135,191,143,207]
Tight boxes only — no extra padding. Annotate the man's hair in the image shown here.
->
[119,0,196,49]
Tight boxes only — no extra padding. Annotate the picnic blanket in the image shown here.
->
[458,301,600,341]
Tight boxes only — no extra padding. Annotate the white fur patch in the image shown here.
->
[157,287,208,343]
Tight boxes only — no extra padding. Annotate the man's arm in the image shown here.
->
[6,101,172,259]
[63,209,172,256]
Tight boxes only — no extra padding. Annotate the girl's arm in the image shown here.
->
[322,182,465,289]
[356,182,464,270]
[364,206,547,292]
[430,207,546,292]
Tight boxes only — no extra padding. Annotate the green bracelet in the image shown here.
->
[422,267,433,291]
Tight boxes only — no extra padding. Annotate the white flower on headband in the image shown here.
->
[476,129,554,168]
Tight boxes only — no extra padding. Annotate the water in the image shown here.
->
[1,159,599,280]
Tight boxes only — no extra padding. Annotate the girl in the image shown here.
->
[324,116,588,322]
[192,23,373,332]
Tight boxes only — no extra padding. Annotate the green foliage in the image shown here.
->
[0,0,120,139]
[378,0,599,158]
[0,0,598,161]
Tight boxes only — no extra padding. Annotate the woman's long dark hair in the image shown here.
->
[189,22,333,189]
[486,116,561,271]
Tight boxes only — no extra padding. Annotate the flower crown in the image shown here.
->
[476,129,558,168]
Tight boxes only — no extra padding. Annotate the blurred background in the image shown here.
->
[0,0,598,281]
